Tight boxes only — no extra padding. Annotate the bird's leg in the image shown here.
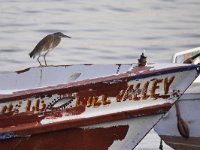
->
[44,55,47,66]
[37,56,42,66]
[44,53,48,66]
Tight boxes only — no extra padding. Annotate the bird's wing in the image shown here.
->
[29,34,61,58]
[51,36,61,49]
[39,35,54,51]
[31,35,53,54]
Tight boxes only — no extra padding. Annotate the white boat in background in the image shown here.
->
[172,47,200,83]
[172,47,200,64]
[155,47,200,150]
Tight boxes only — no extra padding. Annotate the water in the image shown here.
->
[1,0,200,149]
[1,0,200,71]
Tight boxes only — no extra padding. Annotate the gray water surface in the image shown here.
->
[0,0,200,71]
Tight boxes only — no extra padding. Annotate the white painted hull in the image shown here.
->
[85,114,163,150]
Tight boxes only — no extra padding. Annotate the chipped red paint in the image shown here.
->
[0,103,172,136]
[46,105,86,118]
[0,125,129,150]
[0,112,44,128]
[0,105,85,128]
[159,135,200,150]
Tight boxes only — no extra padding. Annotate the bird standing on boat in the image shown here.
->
[29,32,71,66]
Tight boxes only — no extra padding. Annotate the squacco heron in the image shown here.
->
[29,32,71,66]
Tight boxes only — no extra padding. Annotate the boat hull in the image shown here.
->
[0,114,164,150]
[0,64,199,149]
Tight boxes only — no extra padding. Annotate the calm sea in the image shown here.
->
[1,0,200,149]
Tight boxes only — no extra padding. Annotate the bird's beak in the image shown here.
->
[63,34,71,38]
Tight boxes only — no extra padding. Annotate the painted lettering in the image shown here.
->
[0,75,177,114]
[164,76,175,94]
[76,95,111,108]
[87,97,92,107]
[122,85,132,101]
[150,79,163,99]
[116,76,175,102]
[116,90,123,102]
[26,99,46,112]
[26,100,31,112]
[101,95,111,105]
[1,106,7,113]
[8,104,13,112]
[76,97,82,106]
[142,81,150,100]
[92,96,101,108]
[133,83,141,101]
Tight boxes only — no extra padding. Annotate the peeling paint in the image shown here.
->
[0,64,199,149]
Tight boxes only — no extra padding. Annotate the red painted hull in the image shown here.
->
[0,125,129,150]
[0,103,171,136]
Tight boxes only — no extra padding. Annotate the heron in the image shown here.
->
[29,32,71,66]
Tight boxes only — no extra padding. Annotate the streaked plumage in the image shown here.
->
[29,32,71,66]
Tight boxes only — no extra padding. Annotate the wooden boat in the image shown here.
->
[155,93,200,150]
[0,59,199,149]
[155,47,200,150]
